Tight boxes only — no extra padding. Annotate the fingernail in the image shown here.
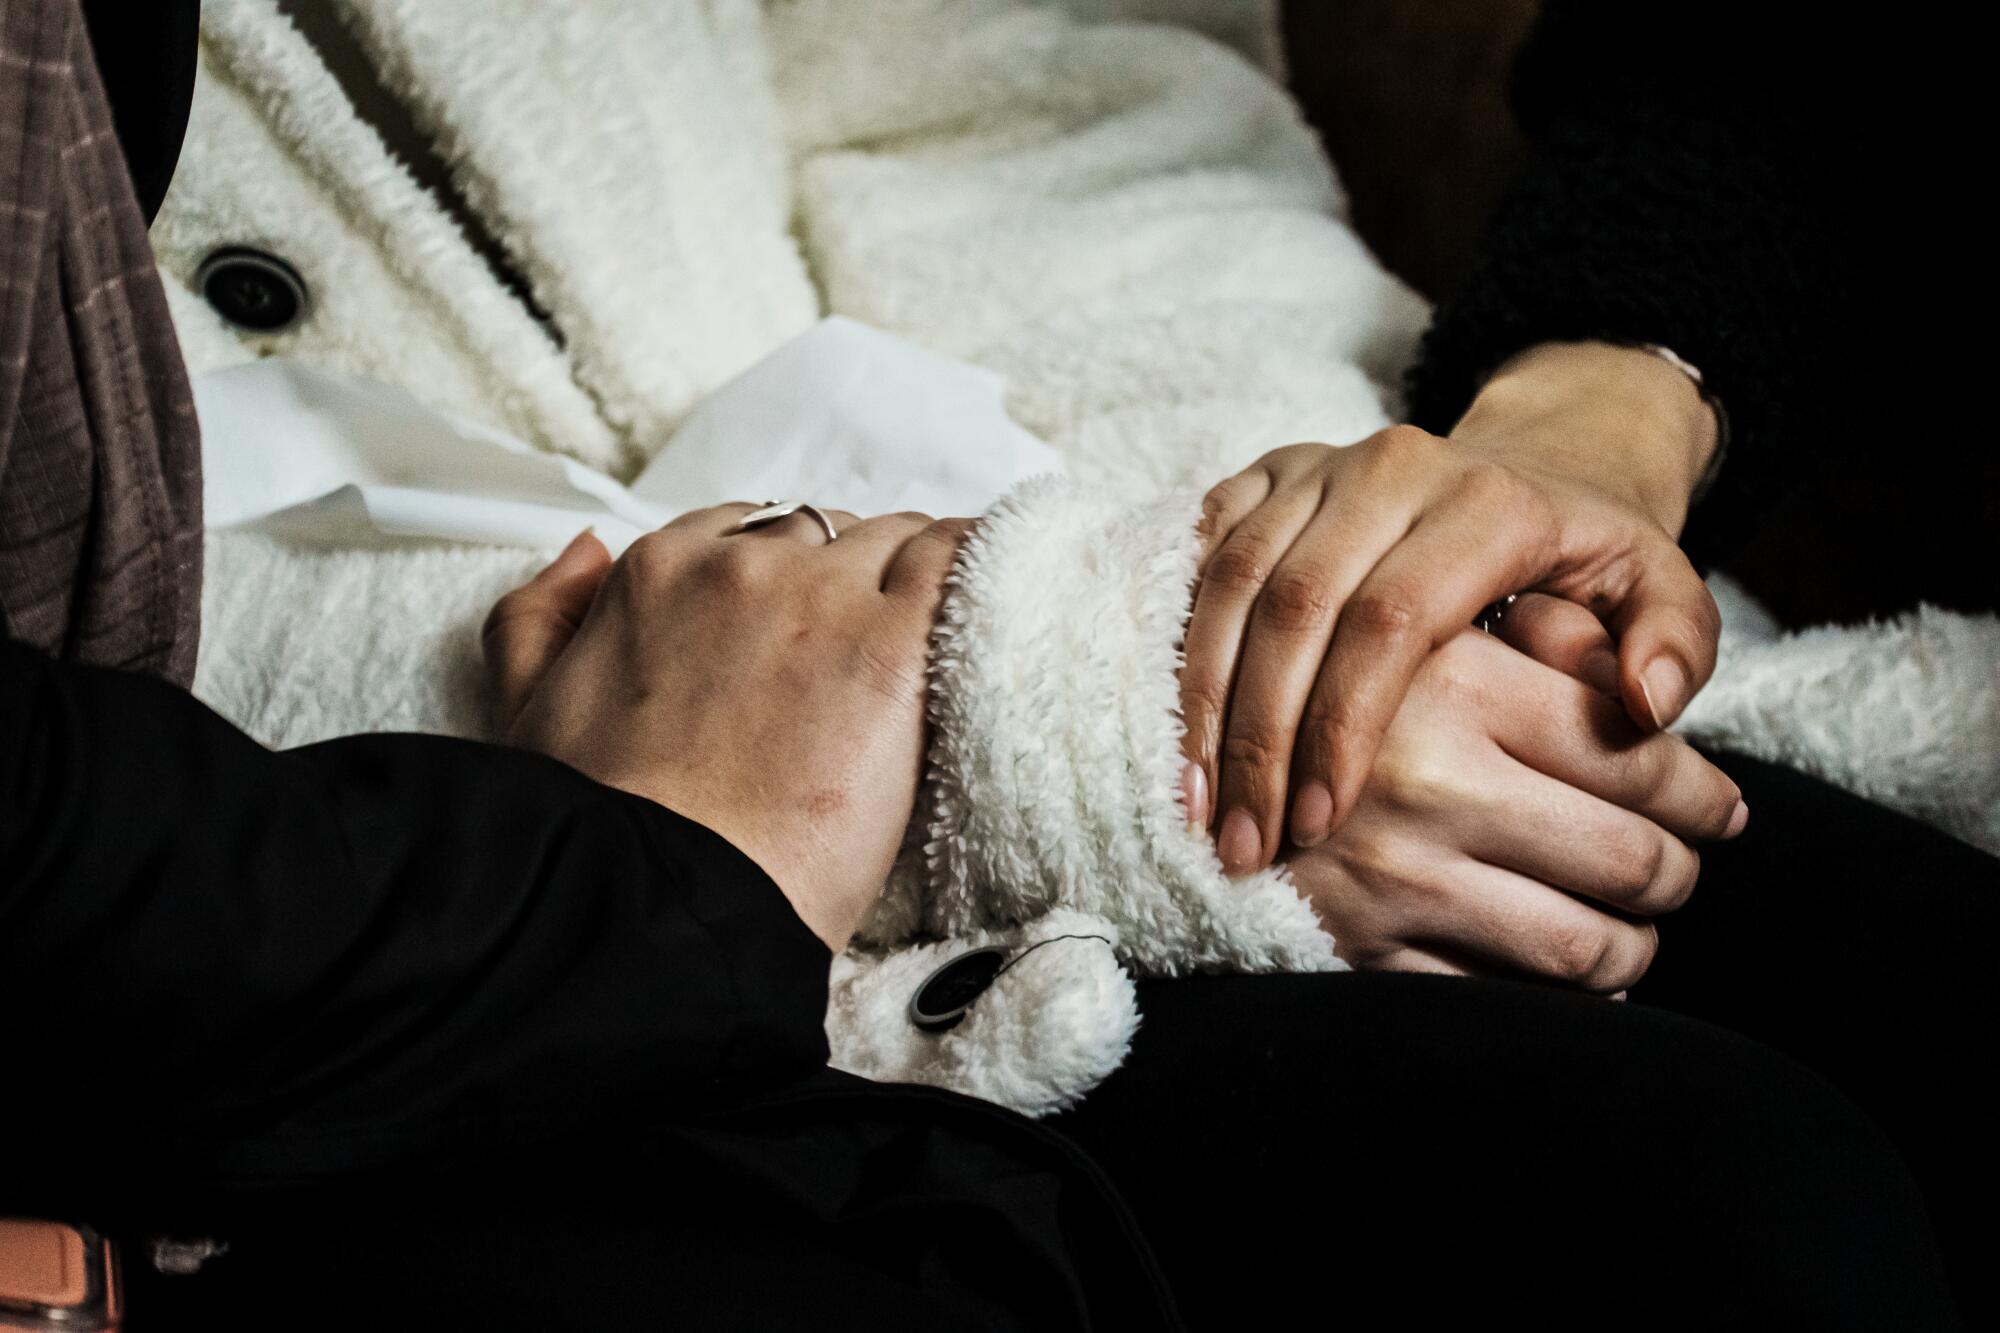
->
[1218,808,1261,877]
[1289,782,1334,848]
[1724,799,1749,839]
[1638,657,1688,730]
[1179,761,1210,828]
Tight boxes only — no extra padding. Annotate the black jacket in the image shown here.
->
[0,636,1176,1330]
[1409,2,1993,622]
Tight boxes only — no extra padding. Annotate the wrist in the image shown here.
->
[549,743,860,952]
[1449,341,1720,536]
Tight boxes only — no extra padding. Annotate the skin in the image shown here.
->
[487,340,1736,986]
[484,504,971,953]
[1275,606,1744,992]
[1179,340,1725,876]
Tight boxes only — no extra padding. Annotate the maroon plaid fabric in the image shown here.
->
[1,0,200,686]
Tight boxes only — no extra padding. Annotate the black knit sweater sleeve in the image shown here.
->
[1406,4,1877,565]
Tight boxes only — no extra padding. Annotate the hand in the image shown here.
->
[1180,341,1723,874]
[1277,609,1747,993]
[482,507,969,952]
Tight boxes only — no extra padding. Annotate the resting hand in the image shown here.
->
[1269,598,1745,993]
[1180,341,1723,873]
[483,506,968,952]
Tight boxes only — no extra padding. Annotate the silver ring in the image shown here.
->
[733,500,839,542]
[1476,593,1519,635]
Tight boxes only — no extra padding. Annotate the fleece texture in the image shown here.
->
[167,0,1997,1113]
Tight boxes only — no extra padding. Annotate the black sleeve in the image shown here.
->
[1404,3,1886,566]
[0,636,831,1194]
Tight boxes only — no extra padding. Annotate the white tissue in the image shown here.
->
[195,317,1064,553]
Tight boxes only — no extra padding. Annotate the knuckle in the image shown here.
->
[1179,675,1229,734]
[1266,441,1332,472]
[619,531,679,587]
[1220,726,1291,788]
[1542,918,1615,986]
[1457,458,1522,508]
[1602,926,1661,993]
[1375,423,1438,454]
[1623,740,1679,803]
[1604,827,1668,897]
[926,515,977,545]
[1706,784,1743,838]
[1203,540,1275,598]
[1647,843,1701,913]
[1343,586,1425,643]
[1255,570,1338,635]
[685,541,759,595]
[1424,632,1497,699]
[480,588,533,638]
[1197,479,1246,539]
[904,520,968,566]
[1367,739,1453,814]
[1620,834,1700,914]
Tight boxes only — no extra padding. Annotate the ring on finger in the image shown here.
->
[734,500,841,543]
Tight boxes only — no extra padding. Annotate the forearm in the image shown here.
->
[0,637,830,1190]
[1451,341,1719,538]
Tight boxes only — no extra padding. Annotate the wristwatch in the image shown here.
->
[1627,342,1732,505]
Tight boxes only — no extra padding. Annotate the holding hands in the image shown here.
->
[1279,602,1743,991]
[1180,340,1740,989]
[1180,341,1725,871]
[482,340,1736,991]
[484,504,969,952]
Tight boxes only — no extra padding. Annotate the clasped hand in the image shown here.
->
[485,365,1737,990]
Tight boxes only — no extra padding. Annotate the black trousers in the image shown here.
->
[1050,752,1993,1330]
[128,754,1991,1332]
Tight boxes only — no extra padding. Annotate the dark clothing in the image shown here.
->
[1064,753,1996,1332]
[1409,3,1996,622]
[4,679,1986,1331]
[0,635,1179,1333]
[78,0,199,226]
[0,0,202,687]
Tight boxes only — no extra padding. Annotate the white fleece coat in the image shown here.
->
[160,0,1999,1115]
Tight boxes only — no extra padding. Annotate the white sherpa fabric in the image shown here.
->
[169,0,1997,1115]
[330,0,822,469]
[871,480,1333,977]
[828,910,1139,1116]
[1678,580,2000,856]
[768,0,1430,495]
[829,478,1341,1112]
[153,0,619,469]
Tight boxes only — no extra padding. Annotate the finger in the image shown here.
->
[1602,537,1721,733]
[1402,854,1661,995]
[1456,753,1704,916]
[1297,474,1557,839]
[733,505,860,546]
[1193,466,1274,567]
[1488,649,1747,843]
[481,530,614,725]
[1358,947,1472,978]
[1212,496,1416,870]
[1493,593,1619,695]
[880,516,975,602]
[666,502,762,535]
[1176,483,1324,850]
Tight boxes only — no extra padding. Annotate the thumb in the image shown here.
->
[1603,541,1721,732]
[482,529,613,725]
